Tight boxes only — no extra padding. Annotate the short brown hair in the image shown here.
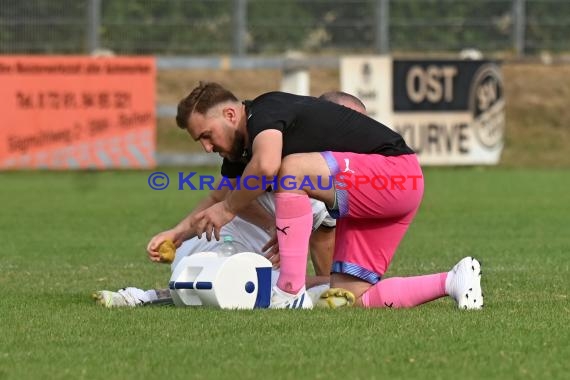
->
[176,81,238,129]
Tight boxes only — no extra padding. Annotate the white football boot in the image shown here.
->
[270,286,313,309]
[445,257,484,310]
[92,287,149,308]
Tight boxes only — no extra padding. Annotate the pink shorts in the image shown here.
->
[321,152,424,284]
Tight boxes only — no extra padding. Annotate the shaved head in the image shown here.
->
[319,91,366,114]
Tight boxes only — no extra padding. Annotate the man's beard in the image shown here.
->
[226,129,245,162]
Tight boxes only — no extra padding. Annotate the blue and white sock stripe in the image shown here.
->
[331,261,382,284]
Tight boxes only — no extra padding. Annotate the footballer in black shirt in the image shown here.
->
[220,91,414,178]
[174,82,483,311]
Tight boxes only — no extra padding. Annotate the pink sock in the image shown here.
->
[361,273,447,308]
[275,193,313,294]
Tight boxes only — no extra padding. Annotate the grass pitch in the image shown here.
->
[0,168,568,379]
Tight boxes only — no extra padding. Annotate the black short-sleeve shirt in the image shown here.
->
[221,91,414,178]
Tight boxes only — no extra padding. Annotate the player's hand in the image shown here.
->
[193,201,235,241]
[146,229,183,263]
[262,232,280,269]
